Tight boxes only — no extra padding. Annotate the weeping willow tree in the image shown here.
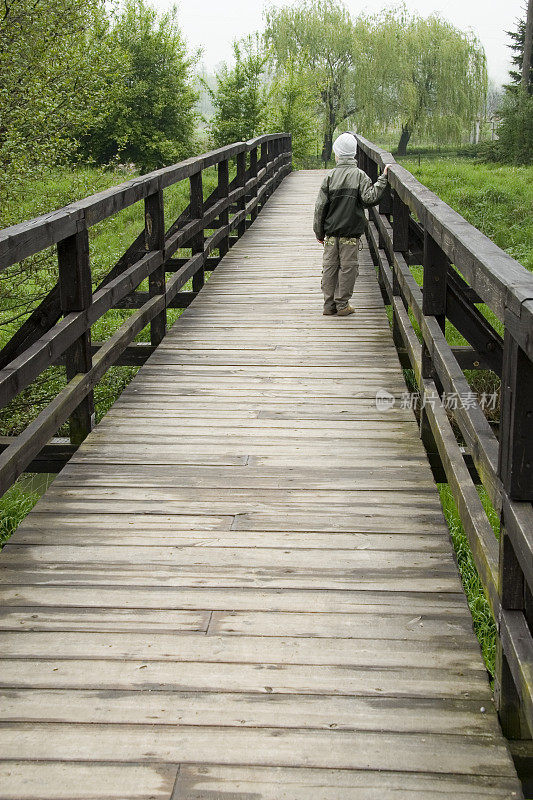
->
[367,10,487,154]
[264,2,486,160]
[264,0,361,162]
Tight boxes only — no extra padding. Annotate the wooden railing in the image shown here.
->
[0,133,292,494]
[356,134,533,764]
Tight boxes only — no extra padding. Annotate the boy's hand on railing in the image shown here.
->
[382,164,390,177]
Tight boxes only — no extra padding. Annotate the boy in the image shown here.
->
[313,132,389,316]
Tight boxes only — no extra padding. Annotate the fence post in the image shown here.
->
[257,142,267,212]
[379,180,392,217]
[275,137,283,187]
[420,229,448,453]
[266,140,274,201]
[422,230,447,332]
[250,146,258,222]
[495,519,526,738]
[218,158,230,257]
[391,189,410,350]
[190,169,204,291]
[499,330,533,501]
[367,156,378,185]
[236,149,246,238]
[392,190,410,253]
[57,224,94,445]
[495,328,533,737]
[145,187,166,346]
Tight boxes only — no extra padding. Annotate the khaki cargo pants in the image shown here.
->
[321,235,360,312]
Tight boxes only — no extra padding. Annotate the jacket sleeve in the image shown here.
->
[313,175,330,239]
[358,172,388,207]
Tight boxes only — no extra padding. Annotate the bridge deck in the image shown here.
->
[0,171,521,799]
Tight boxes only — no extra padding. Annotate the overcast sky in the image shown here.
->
[152,0,525,86]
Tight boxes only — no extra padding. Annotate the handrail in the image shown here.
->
[356,135,533,347]
[0,134,289,272]
[356,134,533,754]
[0,133,292,491]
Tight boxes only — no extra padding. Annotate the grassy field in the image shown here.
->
[398,157,533,272]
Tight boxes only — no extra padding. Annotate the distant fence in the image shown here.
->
[0,133,292,494]
[357,134,533,764]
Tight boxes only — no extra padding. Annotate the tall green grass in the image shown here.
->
[438,484,499,677]
[398,157,533,272]
[0,480,41,547]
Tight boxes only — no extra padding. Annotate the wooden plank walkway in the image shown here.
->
[0,171,522,799]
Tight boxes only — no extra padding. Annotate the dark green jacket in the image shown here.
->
[313,156,388,240]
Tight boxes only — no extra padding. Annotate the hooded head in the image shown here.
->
[332,132,357,160]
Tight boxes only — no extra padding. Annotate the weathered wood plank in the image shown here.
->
[0,659,490,699]
[0,724,518,777]
[1,689,501,736]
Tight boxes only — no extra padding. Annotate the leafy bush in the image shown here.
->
[77,0,197,172]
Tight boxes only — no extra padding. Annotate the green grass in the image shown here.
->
[398,157,533,272]
[438,484,499,677]
[0,479,41,547]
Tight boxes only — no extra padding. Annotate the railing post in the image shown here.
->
[236,149,246,238]
[257,142,267,211]
[496,327,533,737]
[377,164,392,249]
[422,230,447,333]
[250,146,258,222]
[144,187,166,346]
[267,140,275,201]
[379,181,392,217]
[367,156,378,185]
[499,329,533,501]
[420,230,448,453]
[57,224,94,445]
[218,158,230,257]
[272,139,279,189]
[391,190,410,350]
[392,190,410,253]
[495,520,526,738]
[190,169,204,291]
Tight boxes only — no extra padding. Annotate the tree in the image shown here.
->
[490,8,533,164]
[79,0,197,172]
[204,35,269,147]
[265,0,359,162]
[368,11,487,154]
[0,0,118,196]
[505,4,533,93]
[495,92,533,163]
[523,0,533,90]
[265,58,315,162]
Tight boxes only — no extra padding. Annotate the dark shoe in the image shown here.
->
[323,307,337,315]
[337,305,355,316]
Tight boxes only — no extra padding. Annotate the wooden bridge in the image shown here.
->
[0,134,532,799]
